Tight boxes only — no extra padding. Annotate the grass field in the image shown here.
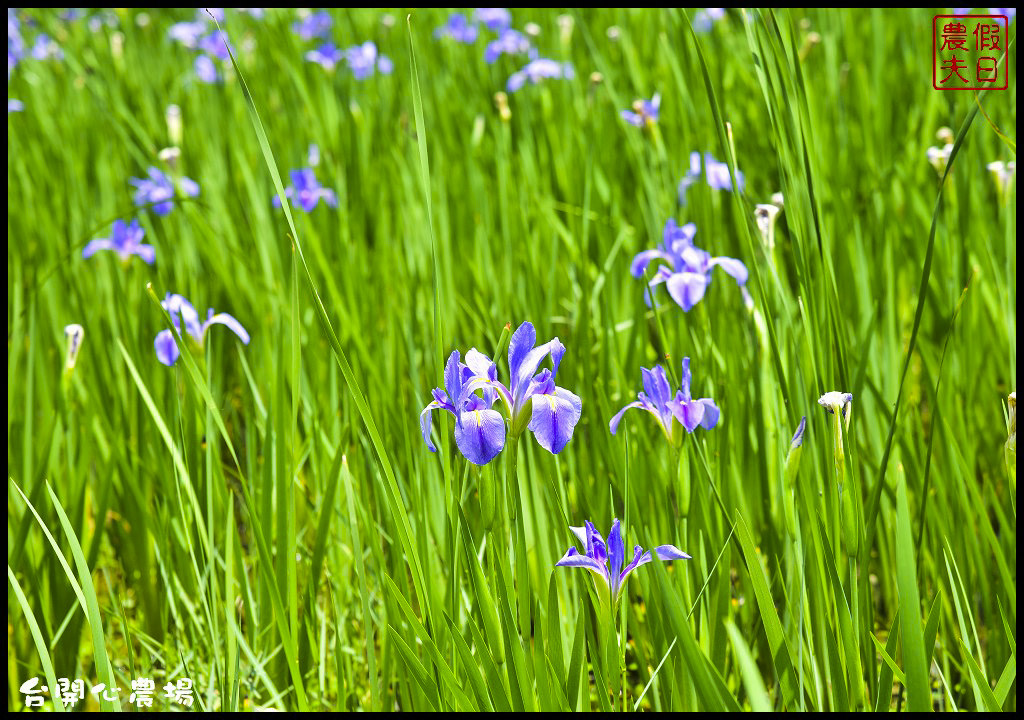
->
[6,7,1017,712]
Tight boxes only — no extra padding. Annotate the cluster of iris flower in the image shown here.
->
[272,168,337,212]
[82,166,199,267]
[420,321,582,465]
[294,10,392,78]
[621,94,660,128]
[436,9,513,45]
[433,9,571,93]
[131,167,200,216]
[630,218,748,312]
[609,359,720,445]
[155,293,249,367]
[83,219,155,265]
[9,8,66,112]
[167,9,250,84]
[418,323,692,597]
[555,519,690,607]
[678,151,745,204]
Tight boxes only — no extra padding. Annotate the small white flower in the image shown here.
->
[557,14,574,44]
[1008,391,1016,454]
[987,160,1016,196]
[64,324,85,371]
[818,391,852,428]
[755,203,782,249]
[158,146,181,169]
[926,143,953,175]
[166,104,182,146]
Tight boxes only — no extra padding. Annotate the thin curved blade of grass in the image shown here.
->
[864,44,1011,544]
[648,547,742,712]
[126,314,309,711]
[45,482,122,711]
[725,621,772,711]
[384,575,475,711]
[893,469,930,712]
[8,566,66,713]
[443,613,495,711]
[873,613,904,711]
[210,15,430,628]
[633,637,676,712]
[734,514,801,709]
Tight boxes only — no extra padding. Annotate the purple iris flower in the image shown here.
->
[8,98,23,112]
[83,219,155,265]
[818,391,853,422]
[956,8,1014,20]
[790,416,807,449]
[9,11,25,71]
[30,33,62,61]
[506,58,573,92]
[484,28,531,63]
[693,8,726,33]
[630,218,748,312]
[419,321,582,464]
[493,321,583,454]
[292,11,332,41]
[197,30,233,60]
[131,167,200,216]
[343,41,392,79]
[306,41,342,70]
[420,349,507,465]
[475,8,512,32]
[272,168,337,212]
[621,93,660,128]
[168,21,206,49]
[556,519,690,606]
[155,293,250,367]
[609,358,720,443]
[194,55,219,83]
[435,13,478,43]
[678,151,745,205]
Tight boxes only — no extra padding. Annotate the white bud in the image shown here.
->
[471,115,485,148]
[926,143,953,176]
[755,203,782,250]
[818,391,853,430]
[557,14,574,45]
[158,146,181,169]
[110,31,124,61]
[64,324,85,371]
[1008,392,1016,454]
[987,160,1016,196]
[166,104,183,146]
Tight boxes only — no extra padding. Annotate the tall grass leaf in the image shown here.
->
[893,470,930,712]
